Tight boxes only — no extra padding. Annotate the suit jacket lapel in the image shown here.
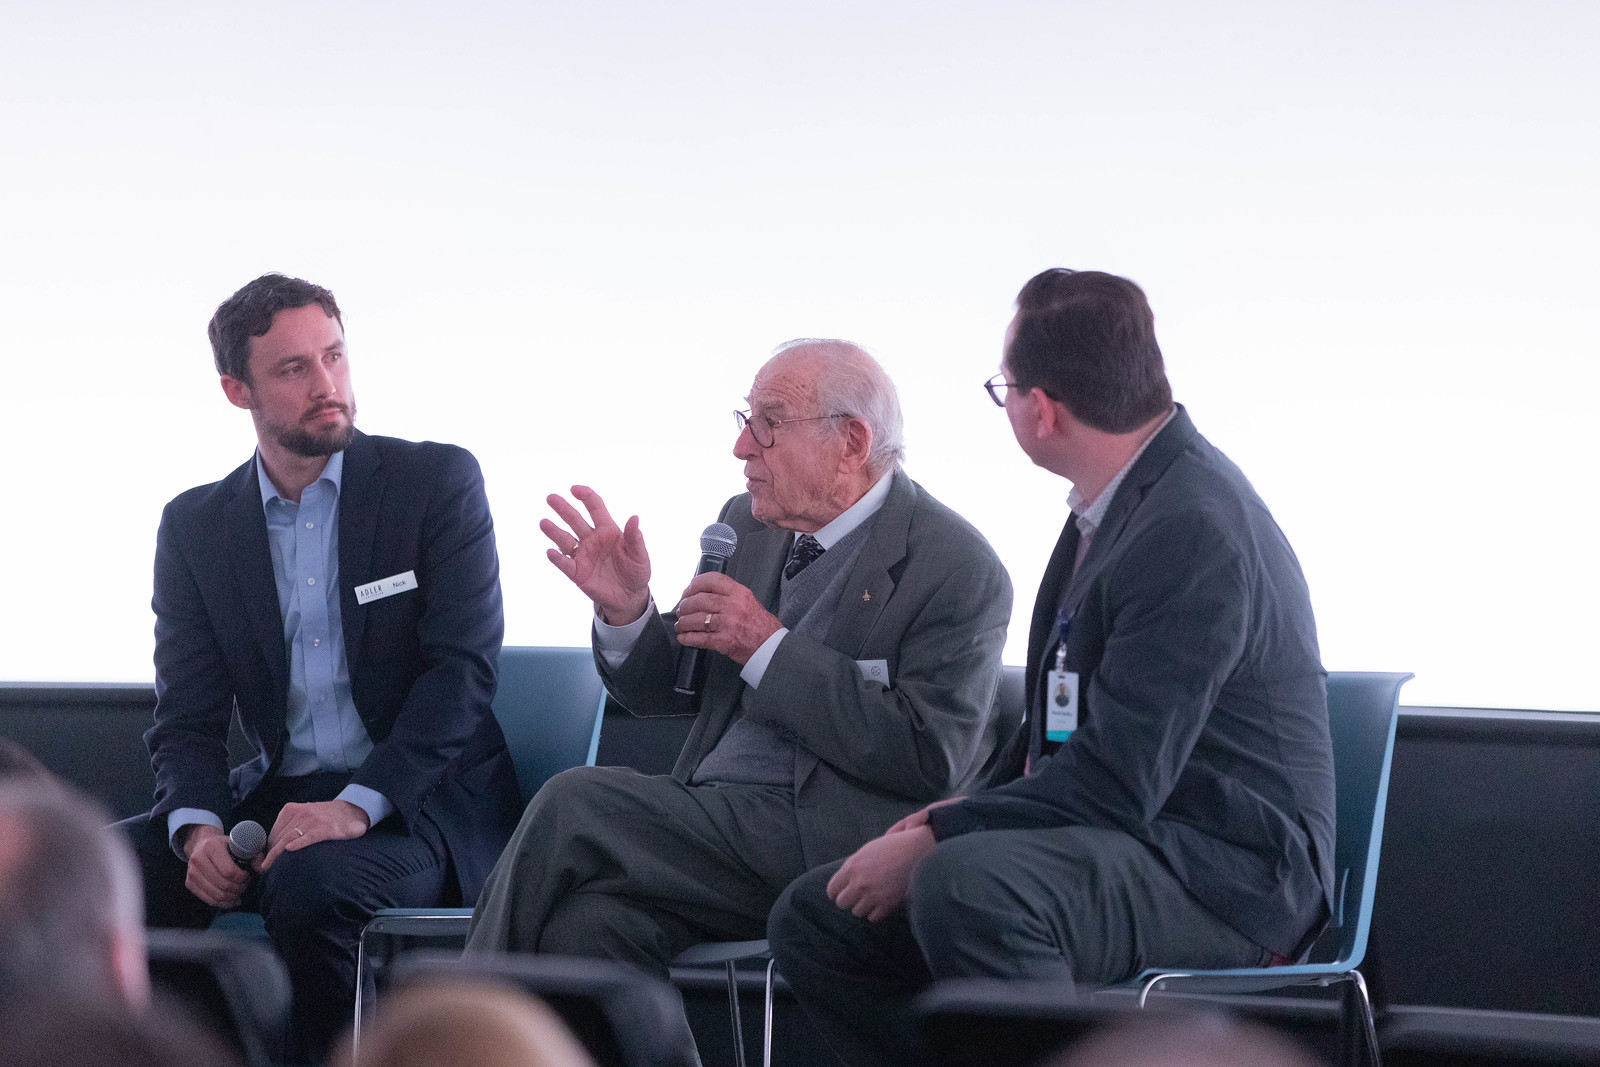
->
[225,456,288,715]
[337,432,382,666]
[822,471,914,657]
[1028,520,1079,679]
[782,473,912,790]
[1057,406,1199,621]
[1022,520,1078,767]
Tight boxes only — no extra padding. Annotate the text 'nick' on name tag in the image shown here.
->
[355,570,418,605]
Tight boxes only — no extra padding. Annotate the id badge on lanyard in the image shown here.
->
[1045,607,1079,742]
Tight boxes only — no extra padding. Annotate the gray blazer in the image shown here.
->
[598,471,1013,867]
[930,407,1336,959]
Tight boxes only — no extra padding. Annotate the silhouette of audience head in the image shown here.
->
[333,979,598,1067]
[0,738,49,780]
[0,775,148,1010]
[0,995,241,1067]
[1048,1012,1323,1067]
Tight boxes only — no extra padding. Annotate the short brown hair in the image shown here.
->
[208,273,342,383]
[1007,268,1172,433]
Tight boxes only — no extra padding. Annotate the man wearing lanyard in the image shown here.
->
[119,274,519,1061]
[767,269,1336,1067]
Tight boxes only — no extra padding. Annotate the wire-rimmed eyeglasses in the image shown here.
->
[984,373,1019,408]
[734,410,848,448]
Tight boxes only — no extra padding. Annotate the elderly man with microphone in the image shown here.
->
[468,338,1013,980]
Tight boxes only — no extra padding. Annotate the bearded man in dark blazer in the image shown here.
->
[467,339,1013,981]
[767,271,1337,1067]
[119,274,520,1059]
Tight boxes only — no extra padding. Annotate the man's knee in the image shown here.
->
[259,846,361,936]
[536,892,684,972]
[767,861,850,971]
[905,835,1011,941]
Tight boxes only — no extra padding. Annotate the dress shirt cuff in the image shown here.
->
[167,809,224,861]
[338,784,393,829]
[593,597,655,669]
[739,628,789,689]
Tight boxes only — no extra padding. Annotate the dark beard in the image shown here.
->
[276,404,357,457]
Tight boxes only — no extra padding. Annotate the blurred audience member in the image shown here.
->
[0,738,50,780]
[1048,1013,1323,1067]
[0,996,240,1067]
[0,780,148,1010]
[333,979,597,1067]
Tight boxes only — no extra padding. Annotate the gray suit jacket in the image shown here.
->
[598,471,1013,867]
[931,407,1336,958]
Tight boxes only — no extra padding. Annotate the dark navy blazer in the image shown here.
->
[143,431,521,900]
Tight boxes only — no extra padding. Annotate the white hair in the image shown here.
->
[770,338,906,476]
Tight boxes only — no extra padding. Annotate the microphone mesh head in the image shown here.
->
[229,819,267,857]
[699,522,738,559]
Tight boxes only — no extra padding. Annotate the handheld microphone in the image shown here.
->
[673,522,739,695]
[227,820,268,869]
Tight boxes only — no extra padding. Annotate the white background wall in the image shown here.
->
[3,1,1596,709]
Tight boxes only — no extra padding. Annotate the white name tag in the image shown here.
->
[355,570,417,605]
[1045,669,1079,741]
[857,659,890,685]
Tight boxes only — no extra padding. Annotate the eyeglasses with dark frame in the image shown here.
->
[984,373,1020,407]
[734,409,848,448]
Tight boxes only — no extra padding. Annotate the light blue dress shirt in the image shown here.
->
[167,451,393,851]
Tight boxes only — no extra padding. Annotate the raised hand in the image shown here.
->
[542,485,652,625]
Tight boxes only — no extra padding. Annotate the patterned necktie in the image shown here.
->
[784,533,826,580]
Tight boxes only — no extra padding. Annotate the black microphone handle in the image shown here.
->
[673,553,732,695]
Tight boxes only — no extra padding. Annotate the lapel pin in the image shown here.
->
[862,589,871,601]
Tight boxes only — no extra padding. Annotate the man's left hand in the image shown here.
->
[674,572,782,666]
[826,824,938,922]
[256,800,371,872]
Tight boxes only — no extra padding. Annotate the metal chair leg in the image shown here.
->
[1341,970,1382,1067]
[761,956,775,1067]
[725,958,747,1067]
[352,930,371,1060]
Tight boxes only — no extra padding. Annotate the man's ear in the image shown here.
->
[1020,387,1061,440]
[219,375,253,411]
[839,416,874,473]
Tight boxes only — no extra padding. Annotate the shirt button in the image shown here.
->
[313,638,321,647]
[307,578,316,586]
[305,521,314,529]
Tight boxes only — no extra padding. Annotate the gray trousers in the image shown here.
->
[767,825,1268,1067]
[466,766,808,978]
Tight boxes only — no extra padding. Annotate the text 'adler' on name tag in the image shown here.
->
[355,570,418,605]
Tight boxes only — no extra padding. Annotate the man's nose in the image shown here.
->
[310,360,340,397]
[733,422,759,460]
